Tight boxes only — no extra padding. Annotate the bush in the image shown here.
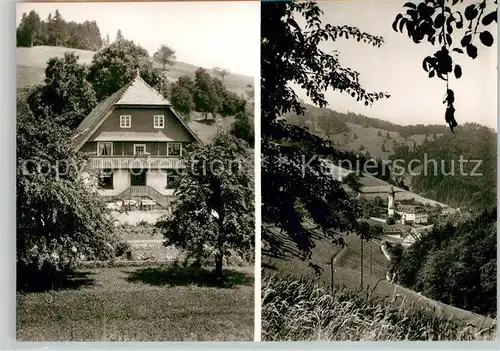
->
[115,241,131,257]
[386,217,395,225]
[230,112,254,146]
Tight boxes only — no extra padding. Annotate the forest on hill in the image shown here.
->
[285,104,450,138]
[17,9,104,51]
[285,104,496,210]
[393,208,497,318]
[390,122,496,210]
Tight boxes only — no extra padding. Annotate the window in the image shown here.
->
[134,144,146,155]
[120,115,131,128]
[98,169,113,189]
[167,143,182,156]
[165,169,185,189]
[154,115,165,128]
[97,142,113,156]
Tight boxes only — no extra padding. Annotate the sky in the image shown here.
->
[16,1,259,77]
[294,1,497,129]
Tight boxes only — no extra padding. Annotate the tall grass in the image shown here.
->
[262,274,496,341]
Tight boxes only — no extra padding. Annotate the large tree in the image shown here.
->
[27,52,97,130]
[193,68,222,120]
[16,10,42,47]
[16,10,103,51]
[153,45,176,71]
[261,1,389,262]
[155,132,254,278]
[170,75,195,118]
[231,112,255,147]
[392,0,497,132]
[51,10,68,46]
[213,67,230,82]
[16,96,118,291]
[88,39,169,101]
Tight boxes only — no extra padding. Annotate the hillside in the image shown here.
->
[287,105,496,209]
[285,104,448,160]
[16,46,254,97]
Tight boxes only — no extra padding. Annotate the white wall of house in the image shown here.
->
[398,210,428,224]
[98,169,130,197]
[146,170,175,196]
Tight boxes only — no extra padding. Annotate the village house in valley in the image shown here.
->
[72,71,201,209]
[387,186,429,224]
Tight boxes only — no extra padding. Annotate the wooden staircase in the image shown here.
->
[116,186,173,209]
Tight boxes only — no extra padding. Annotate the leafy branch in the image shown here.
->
[392,0,497,132]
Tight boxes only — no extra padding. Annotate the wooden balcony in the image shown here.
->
[89,156,185,169]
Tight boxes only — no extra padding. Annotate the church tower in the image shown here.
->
[388,186,395,216]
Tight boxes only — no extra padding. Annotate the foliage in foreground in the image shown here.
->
[261,1,390,260]
[393,0,497,132]
[16,95,119,291]
[262,275,495,341]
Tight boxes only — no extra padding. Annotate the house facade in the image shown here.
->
[73,72,201,209]
[396,205,429,225]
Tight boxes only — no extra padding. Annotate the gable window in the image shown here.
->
[154,115,165,128]
[97,142,113,156]
[134,144,147,155]
[167,143,182,157]
[98,169,114,189]
[120,115,131,128]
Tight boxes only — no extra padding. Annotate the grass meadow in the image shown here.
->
[17,265,254,341]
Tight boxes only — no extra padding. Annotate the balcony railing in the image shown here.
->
[89,156,184,169]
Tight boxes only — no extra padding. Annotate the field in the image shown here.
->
[186,112,237,143]
[17,265,254,341]
[329,123,430,160]
[262,226,495,332]
[16,46,254,96]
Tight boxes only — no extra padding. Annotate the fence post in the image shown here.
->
[360,239,364,289]
[370,241,373,276]
[330,255,334,293]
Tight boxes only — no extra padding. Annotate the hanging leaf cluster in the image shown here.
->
[392,0,497,133]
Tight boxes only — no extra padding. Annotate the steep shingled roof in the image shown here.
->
[73,74,201,149]
[115,75,171,106]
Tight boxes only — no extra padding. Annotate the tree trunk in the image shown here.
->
[215,253,223,277]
